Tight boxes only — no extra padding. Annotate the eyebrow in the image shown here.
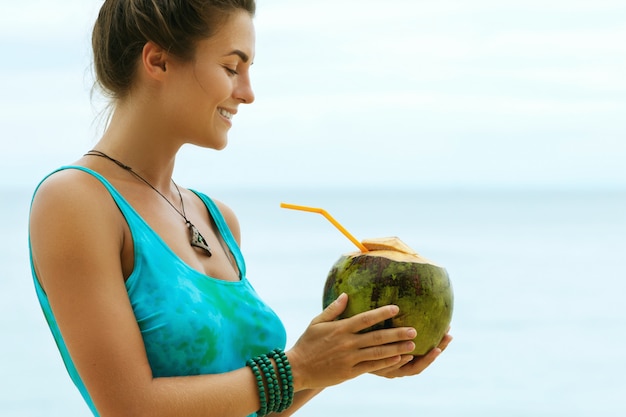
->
[223,50,250,63]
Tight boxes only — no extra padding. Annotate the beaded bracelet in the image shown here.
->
[246,358,268,417]
[259,354,278,413]
[246,348,295,416]
[270,348,294,412]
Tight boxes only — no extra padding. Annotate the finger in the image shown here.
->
[358,339,416,366]
[404,334,452,373]
[352,354,404,376]
[370,355,415,378]
[346,304,400,333]
[402,347,442,375]
[359,327,417,349]
[375,335,453,378]
[438,333,453,352]
[310,293,348,325]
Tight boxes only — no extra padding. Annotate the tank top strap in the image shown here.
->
[189,190,247,278]
[33,165,140,220]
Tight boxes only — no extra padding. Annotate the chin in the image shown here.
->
[212,135,229,150]
[191,134,229,150]
[213,142,228,151]
[208,129,229,150]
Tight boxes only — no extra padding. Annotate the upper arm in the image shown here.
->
[29,171,154,415]
[30,171,125,293]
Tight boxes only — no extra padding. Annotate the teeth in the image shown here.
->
[219,108,233,120]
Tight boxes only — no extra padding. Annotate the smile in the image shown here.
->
[218,108,233,121]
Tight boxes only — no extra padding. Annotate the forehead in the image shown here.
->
[197,10,255,59]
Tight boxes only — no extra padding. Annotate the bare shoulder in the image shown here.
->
[30,168,125,290]
[30,168,121,228]
[212,198,242,245]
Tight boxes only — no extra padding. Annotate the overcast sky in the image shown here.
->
[1,0,625,189]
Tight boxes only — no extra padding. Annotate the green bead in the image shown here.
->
[269,348,294,413]
[247,356,269,417]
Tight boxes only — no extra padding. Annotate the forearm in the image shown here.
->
[273,389,324,416]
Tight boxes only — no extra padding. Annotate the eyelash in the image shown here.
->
[224,67,239,76]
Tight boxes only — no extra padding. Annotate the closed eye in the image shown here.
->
[224,66,239,76]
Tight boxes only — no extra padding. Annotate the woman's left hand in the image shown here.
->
[370,331,453,379]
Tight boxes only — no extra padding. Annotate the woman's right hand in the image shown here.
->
[285,293,418,391]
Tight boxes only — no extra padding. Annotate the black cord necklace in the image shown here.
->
[84,150,212,257]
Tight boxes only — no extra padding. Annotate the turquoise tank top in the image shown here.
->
[29,166,287,417]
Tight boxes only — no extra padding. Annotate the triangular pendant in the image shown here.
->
[187,222,212,257]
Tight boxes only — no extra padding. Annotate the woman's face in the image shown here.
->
[166,10,256,150]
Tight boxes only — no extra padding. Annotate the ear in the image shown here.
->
[141,41,169,80]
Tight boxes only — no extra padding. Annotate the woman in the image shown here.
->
[28,1,452,416]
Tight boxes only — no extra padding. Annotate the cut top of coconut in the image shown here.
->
[361,237,417,255]
[358,237,440,265]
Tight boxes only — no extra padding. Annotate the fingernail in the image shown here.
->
[407,328,417,338]
[390,305,400,314]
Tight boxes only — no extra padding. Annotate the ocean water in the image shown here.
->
[1,185,625,416]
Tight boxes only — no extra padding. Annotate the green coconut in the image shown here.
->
[323,237,453,356]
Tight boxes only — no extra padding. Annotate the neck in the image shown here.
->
[92,104,181,191]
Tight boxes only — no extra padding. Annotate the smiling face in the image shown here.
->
[165,10,256,150]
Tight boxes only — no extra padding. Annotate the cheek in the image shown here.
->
[193,69,233,102]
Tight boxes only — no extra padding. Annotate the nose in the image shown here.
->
[235,73,255,104]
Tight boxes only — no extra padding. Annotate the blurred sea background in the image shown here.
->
[2,0,625,415]
[2,184,625,416]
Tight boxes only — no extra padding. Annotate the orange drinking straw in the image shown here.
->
[280,203,369,253]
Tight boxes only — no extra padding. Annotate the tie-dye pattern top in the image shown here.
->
[30,166,286,417]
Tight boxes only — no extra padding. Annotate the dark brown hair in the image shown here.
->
[92,0,256,100]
